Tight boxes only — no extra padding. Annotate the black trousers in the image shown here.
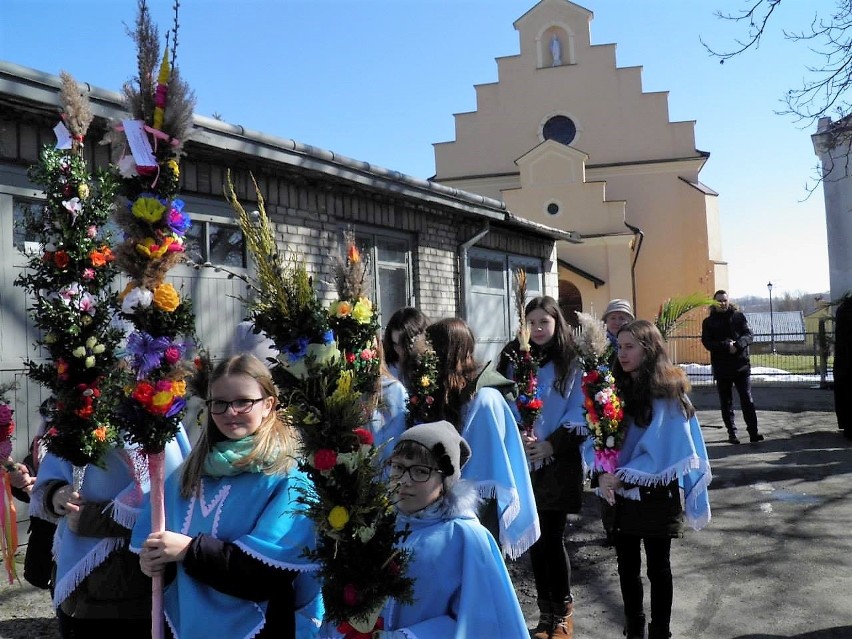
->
[529,509,572,604]
[615,534,672,630]
[715,372,759,435]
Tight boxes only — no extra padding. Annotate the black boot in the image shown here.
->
[648,622,671,639]
[623,613,646,638]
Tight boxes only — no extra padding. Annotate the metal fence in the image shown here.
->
[667,321,834,387]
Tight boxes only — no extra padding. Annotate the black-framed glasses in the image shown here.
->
[206,398,265,415]
[385,461,443,483]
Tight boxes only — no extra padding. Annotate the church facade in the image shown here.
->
[433,0,727,321]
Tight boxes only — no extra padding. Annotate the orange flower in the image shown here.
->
[334,300,353,318]
[152,283,180,312]
[90,250,106,267]
[93,426,108,442]
[347,244,361,264]
[100,246,114,262]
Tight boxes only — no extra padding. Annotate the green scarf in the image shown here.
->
[203,436,266,477]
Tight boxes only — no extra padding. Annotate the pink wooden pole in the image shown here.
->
[149,451,165,639]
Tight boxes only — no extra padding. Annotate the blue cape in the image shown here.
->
[611,397,712,531]
[30,428,191,609]
[369,375,408,462]
[460,387,539,559]
[382,481,529,638]
[131,466,322,639]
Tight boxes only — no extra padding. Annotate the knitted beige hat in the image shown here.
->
[397,420,471,488]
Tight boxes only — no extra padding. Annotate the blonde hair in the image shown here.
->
[179,353,300,498]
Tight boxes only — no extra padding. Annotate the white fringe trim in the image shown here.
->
[52,537,124,609]
[110,498,140,530]
[614,454,704,489]
[503,515,541,560]
[232,539,320,572]
[28,484,59,524]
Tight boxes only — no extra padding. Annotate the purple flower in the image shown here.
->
[165,396,187,418]
[126,331,172,379]
[165,206,191,235]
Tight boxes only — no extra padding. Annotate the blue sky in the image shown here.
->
[0,0,836,299]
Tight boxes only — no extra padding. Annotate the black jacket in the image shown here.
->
[701,307,753,379]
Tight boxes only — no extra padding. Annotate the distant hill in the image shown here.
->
[734,291,830,315]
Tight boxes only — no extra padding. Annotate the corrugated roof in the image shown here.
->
[744,311,806,342]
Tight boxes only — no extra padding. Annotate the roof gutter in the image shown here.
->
[624,221,644,310]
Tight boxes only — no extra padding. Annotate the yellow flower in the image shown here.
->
[171,380,187,397]
[136,236,174,259]
[351,297,373,324]
[327,505,350,531]
[84,356,96,368]
[420,375,431,388]
[77,183,90,200]
[151,390,174,410]
[333,300,353,318]
[131,196,166,223]
[166,159,180,178]
[152,283,180,312]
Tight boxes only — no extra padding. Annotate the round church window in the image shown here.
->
[542,115,576,145]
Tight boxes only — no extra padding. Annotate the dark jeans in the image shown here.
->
[615,534,672,630]
[715,372,759,436]
[529,510,572,604]
[57,608,152,639]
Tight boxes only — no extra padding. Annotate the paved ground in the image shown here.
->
[1,385,848,639]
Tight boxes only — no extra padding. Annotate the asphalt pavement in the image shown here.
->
[511,386,851,639]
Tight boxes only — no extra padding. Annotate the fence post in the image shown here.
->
[818,318,829,389]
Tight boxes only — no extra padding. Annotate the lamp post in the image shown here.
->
[767,281,776,354]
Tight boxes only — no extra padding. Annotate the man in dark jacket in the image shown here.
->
[701,290,764,444]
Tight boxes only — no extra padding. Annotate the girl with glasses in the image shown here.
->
[132,354,322,639]
[370,420,528,638]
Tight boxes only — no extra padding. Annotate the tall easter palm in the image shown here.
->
[655,293,718,341]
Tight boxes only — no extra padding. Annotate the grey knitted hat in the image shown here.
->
[397,420,472,488]
[602,299,634,322]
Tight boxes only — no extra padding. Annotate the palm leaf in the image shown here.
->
[655,293,718,340]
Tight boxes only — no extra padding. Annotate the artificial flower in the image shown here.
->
[82,268,96,280]
[54,250,70,269]
[351,297,373,324]
[171,380,187,396]
[165,159,180,178]
[121,286,153,314]
[131,196,166,223]
[333,300,353,318]
[165,207,191,235]
[117,154,138,178]
[126,331,171,378]
[132,381,155,405]
[313,449,338,471]
[353,428,374,446]
[93,426,108,442]
[152,283,180,312]
[77,183,90,200]
[347,244,361,264]
[163,345,182,365]
[328,505,350,531]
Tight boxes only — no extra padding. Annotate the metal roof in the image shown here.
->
[744,311,806,342]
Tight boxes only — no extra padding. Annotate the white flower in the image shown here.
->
[84,356,96,368]
[85,336,97,349]
[72,346,86,358]
[92,344,105,354]
[121,287,153,314]
[356,525,377,543]
[605,435,615,448]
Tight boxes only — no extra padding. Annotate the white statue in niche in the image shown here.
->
[550,33,562,66]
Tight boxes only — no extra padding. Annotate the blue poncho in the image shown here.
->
[381,481,529,638]
[604,397,713,531]
[131,465,321,639]
[369,375,408,463]
[30,428,191,610]
[460,387,539,559]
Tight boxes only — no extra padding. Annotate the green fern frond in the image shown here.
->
[655,293,717,340]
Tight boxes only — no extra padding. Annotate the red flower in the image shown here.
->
[527,398,543,410]
[46,427,59,437]
[353,428,374,445]
[0,420,14,440]
[75,405,94,419]
[584,370,600,384]
[409,395,419,405]
[313,448,338,471]
[132,381,155,406]
[54,250,70,269]
[345,352,356,364]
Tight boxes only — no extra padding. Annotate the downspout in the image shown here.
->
[624,221,644,311]
[458,222,491,320]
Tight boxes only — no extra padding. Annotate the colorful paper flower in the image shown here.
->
[152,282,180,312]
[131,196,166,223]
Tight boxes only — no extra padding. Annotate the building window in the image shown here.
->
[546,202,560,216]
[352,230,412,327]
[542,115,577,146]
[185,219,246,268]
[12,198,43,253]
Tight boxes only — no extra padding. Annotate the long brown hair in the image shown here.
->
[613,319,693,425]
[425,318,480,428]
[382,307,430,384]
[524,295,576,394]
[179,354,300,498]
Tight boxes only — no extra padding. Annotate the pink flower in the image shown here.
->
[313,449,338,471]
[359,348,375,360]
[163,345,182,365]
[82,268,96,281]
[86,225,97,238]
[0,404,13,426]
